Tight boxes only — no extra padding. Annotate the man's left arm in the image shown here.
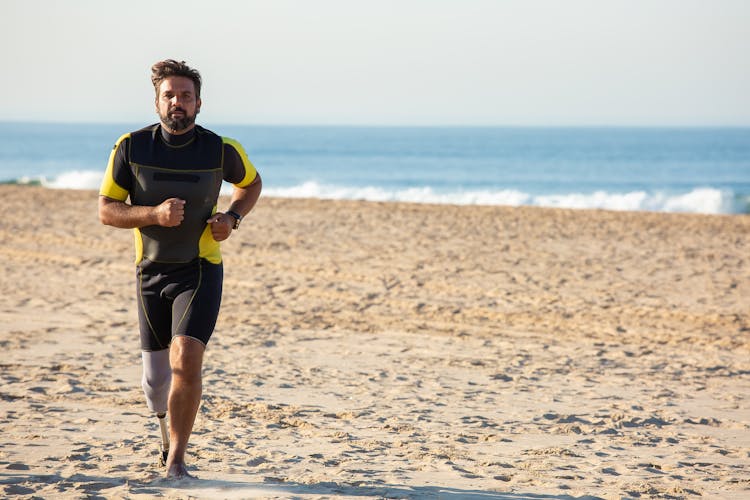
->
[207,138,263,242]
[207,174,262,241]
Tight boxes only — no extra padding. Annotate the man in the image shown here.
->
[98,59,262,479]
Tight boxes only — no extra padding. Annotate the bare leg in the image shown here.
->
[165,336,205,479]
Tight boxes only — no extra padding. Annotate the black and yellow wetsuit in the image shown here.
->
[99,124,257,350]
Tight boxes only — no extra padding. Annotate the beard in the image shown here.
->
[160,106,197,132]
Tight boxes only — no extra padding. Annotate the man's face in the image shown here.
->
[155,76,201,133]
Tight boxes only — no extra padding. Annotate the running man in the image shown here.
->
[98,59,262,479]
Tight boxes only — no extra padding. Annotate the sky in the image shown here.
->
[1,0,749,126]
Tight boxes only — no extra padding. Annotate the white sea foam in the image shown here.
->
[534,188,734,214]
[264,181,740,215]
[263,182,533,206]
[661,188,731,214]
[36,172,742,214]
[39,170,104,190]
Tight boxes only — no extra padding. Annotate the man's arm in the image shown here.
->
[99,132,186,229]
[98,195,186,229]
[227,172,262,219]
[206,173,262,242]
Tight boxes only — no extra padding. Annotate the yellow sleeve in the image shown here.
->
[99,133,131,201]
[222,136,257,188]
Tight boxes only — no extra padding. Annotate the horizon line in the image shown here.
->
[1,119,749,129]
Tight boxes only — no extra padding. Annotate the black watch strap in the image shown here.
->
[225,210,242,230]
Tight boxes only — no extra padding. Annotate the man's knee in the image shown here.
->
[170,336,205,382]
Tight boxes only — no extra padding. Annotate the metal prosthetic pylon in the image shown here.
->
[157,412,169,466]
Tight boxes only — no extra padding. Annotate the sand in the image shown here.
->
[0,184,748,499]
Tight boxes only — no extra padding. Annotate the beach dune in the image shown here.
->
[1,185,748,499]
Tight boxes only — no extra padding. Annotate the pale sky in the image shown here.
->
[1,0,748,126]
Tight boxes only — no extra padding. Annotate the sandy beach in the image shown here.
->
[0,184,748,499]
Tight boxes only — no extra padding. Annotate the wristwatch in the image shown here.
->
[225,210,242,230]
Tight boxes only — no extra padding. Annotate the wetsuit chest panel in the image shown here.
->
[129,127,224,263]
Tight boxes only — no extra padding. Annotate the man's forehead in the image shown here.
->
[159,76,196,93]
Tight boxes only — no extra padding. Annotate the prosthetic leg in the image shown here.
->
[157,412,170,466]
[142,349,172,466]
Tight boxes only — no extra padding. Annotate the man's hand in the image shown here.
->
[154,198,185,227]
[206,213,234,241]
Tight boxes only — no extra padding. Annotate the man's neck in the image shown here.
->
[160,124,196,146]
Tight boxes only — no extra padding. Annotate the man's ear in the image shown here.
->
[196,96,202,114]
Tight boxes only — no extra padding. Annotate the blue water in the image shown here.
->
[1,122,748,214]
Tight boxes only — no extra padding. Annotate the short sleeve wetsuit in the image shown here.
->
[99,124,257,351]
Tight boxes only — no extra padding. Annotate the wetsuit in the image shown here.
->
[99,124,257,351]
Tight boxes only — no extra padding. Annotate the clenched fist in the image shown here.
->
[154,198,185,227]
[206,212,234,242]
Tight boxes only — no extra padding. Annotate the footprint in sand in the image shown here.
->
[4,485,36,495]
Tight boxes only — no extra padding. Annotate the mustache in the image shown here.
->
[169,106,187,114]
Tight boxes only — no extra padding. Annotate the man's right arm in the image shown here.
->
[98,133,185,229]
[98,196,186,229]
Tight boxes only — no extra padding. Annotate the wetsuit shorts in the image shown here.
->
[136,257,222,351]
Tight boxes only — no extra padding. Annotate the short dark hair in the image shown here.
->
[151,59,202,97]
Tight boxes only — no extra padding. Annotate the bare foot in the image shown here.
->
[166,462,195,479]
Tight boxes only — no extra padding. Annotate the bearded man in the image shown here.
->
[98,59,262,479]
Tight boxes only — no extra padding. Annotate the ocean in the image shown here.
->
[1,122,748,214]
